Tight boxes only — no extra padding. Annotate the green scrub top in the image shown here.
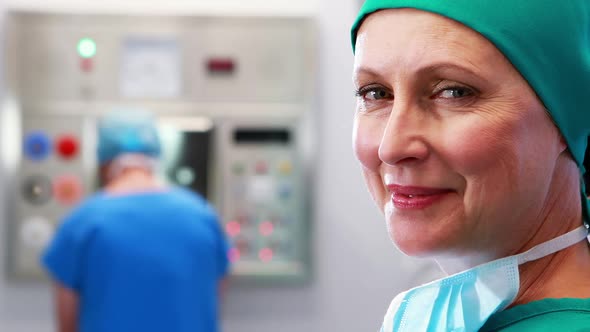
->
[480,298,590,331]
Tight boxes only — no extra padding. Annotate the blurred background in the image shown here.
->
[0,1,441,331]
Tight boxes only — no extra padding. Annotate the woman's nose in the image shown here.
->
[378,103,430,166]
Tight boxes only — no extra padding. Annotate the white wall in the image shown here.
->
[2,0,319,16]
[0,1,441,331]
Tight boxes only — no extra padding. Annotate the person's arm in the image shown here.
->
[53,283,79,332]
[209,210,231,301]
[42,205,90,332]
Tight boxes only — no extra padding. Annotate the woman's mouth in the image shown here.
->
[387,185,453,210]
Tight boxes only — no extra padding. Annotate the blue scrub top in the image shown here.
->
[43,187,230,332]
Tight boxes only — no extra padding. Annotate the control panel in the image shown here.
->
[3,13,314,283]
[222,127,306,278]
[9,115,92,277]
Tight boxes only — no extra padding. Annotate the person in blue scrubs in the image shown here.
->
[43,110,230,332]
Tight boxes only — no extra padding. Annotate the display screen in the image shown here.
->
[233,128,290,144]
[160,130,212,199]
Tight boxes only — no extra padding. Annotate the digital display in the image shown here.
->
[233,129,290,144]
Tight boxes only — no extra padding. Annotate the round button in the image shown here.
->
[23,131,51,161]
[278,160,293,175]
[225,221,241,238]
[228,247,241,263]
[255,161,268,175]
[53,175,83,206]
[20,217,54,250]
[22,175,53,205]
[259,221,274,237]
[258,247,274,263]
[56,135,79,159]
[175,167,195,186]
[232,163,245,175]
[278,183,292,200]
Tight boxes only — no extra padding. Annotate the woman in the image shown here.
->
[350,1,590,331]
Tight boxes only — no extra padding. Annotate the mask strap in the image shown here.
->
[517,225,588,265]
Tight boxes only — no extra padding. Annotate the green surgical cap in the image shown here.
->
[351,1,590,223]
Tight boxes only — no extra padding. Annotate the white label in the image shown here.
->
[120,38,181,99]
[248,175,275,203]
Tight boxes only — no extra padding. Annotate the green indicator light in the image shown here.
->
[77,38,97,58]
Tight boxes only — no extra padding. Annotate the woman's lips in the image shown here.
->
[386,185,453,210]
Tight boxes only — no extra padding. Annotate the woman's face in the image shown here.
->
[353,9,565,262]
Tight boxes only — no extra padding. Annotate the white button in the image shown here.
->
[21,217,54,250]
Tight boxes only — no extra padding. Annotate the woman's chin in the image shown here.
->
[385,199,467,257]
[387,220,460,258]
[391,236,440,257]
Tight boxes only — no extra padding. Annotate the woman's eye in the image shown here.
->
[437,87,474,99]
[356,86,393,100]
[368,89,392,100]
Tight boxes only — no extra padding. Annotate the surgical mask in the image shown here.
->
[380,225,589,332]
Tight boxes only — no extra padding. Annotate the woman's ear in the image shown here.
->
[98,163,112,187]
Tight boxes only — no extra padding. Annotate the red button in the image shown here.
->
[225,221,241,237]
[258,248,273,263]
[228,248,241,263]
[259,221,274,237]
[80,58,93,72]
[53,175,83,206]
[255,161,268,174]
[56,135,79,159]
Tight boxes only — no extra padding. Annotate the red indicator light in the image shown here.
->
[225,221,241,237]
[228,248,241,263]
[259,221,274,237]
[56,135,79,159]
[259,247,273,263]
[207,58,235,74]
[80,58,93,72]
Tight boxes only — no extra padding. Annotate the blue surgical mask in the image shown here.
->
[380,225,589,332]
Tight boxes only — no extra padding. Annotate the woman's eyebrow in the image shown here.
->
[416,62,482,78]
[352,66,384,85]
[353,62,483,86]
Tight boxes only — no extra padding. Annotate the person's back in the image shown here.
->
[45,188,227,332]
[43,110,229,332]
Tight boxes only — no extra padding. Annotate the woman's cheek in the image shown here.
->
[353,116,383,171]
[442,116,516,177]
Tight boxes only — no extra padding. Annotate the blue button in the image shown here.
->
[279,184,291,200]
[24,132,52,161]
